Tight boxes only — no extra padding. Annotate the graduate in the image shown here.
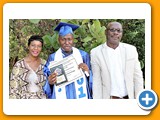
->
[43,22,92,99]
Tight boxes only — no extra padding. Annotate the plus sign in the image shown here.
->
[141,93,153,105]
[137,90,158,110]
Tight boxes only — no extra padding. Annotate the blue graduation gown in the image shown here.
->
[43,49,92,99]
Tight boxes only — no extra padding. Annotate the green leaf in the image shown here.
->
[82,36,92,43]
[29,19,40,24]
[93,20,101,32]
[140,60,144,69]
[61,19,70,23]
[82,19,90,25]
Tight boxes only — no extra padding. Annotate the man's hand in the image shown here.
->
[78,63,90,76]
[48,72,57,85]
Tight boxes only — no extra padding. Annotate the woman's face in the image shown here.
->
[28,40,42,57]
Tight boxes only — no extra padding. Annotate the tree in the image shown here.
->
[9,19,145,77]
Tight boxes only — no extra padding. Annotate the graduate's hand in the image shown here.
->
[48,72,57,85]
[78,63,89,75]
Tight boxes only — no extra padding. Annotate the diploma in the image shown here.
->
[49,55,83,86]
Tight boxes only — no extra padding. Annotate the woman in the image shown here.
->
[9,35,47,99]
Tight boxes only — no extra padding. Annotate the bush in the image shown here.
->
[9,19,145,76]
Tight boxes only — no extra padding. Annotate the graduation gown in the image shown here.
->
[43,48,92,99]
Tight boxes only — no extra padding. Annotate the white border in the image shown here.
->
[3,3,151,115]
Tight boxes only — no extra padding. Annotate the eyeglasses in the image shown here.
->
[108,29,123,33]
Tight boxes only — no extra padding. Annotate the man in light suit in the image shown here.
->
[90,22,144,99]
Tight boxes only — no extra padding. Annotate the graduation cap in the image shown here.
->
[54,22,79,36]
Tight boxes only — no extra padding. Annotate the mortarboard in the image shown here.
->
[54,22,79,36]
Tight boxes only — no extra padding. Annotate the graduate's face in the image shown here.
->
[58,33,74,53]
[106,22,123,47]
[28,40,42,57]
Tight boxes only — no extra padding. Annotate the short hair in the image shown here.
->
[28,35,43,46]
[107,22,123,29]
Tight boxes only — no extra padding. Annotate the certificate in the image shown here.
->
[49,55,83,86]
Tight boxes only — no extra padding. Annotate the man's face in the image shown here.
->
[58,33,74,53]
[107,23,123,46]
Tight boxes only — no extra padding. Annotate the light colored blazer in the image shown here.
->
[91,42,144,99]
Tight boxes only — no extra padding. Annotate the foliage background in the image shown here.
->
[9,19,145,77]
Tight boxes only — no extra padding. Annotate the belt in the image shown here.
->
[110,95,128,99]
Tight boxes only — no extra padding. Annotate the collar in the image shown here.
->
[61,48,73,57]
